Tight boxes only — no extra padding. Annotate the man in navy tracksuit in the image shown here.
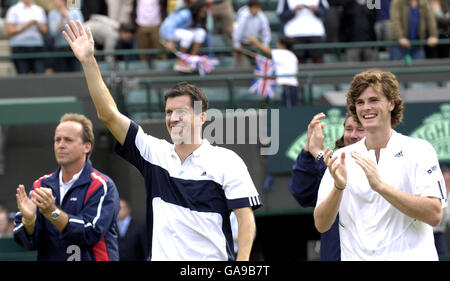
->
[14,113,120,261]
[288,112,365,261]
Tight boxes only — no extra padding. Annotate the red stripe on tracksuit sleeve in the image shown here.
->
[84,170,107,205]
[84,171,110,261]
[92,237,110,261]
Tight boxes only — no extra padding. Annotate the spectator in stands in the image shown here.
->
[211,0,234,42]
[84,14,120,66]
[105,0,139,63]
[160,0,209,72]
[233,0,271,67]
[81,0,107,22]
[322,0,342,44]
[117,199,148,261]
[35,0,54,13]
[115,23,138,61]
[48,0,84,72]
[133,0,168,66]
[5,0,48,74]
[339,0,377,62]
[248,35,299,106]
[289,112,366,260]
[390,0,438,60]
[374,0,391,53]
[108,0,134,27]
[427,0,450,58]
[14,113,120,261]
[278,0,327,63]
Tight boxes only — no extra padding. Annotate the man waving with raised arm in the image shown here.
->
[63,21,261,261]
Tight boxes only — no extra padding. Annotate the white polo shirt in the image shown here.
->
[6,1,47,47]
[317,130,446,260]
[271,49,299,87]
[115,121,261,261]
[284,0,325,37]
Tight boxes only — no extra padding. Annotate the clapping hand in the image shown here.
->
[324,148,347,190]
[16,185,37,224]
[305,112,326,158]
[351,151,383,192]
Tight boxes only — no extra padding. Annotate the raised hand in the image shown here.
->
[305,112,326,157]
[16,184,37,223]
[324,148,347,190]
[62,20,94,64]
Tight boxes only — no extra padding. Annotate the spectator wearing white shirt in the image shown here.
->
[248,35,300,106]
[6,0,48,74]
[279,0,327,63]
[233,0,271,67]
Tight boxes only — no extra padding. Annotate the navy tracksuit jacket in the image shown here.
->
[288,149,341,261]
[14,160,120,261]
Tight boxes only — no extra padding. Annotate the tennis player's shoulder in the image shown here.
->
[208,142,246,165]
[393,131,436,161]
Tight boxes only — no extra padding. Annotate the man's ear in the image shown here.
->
[389,100,395,112]
[200,111,207,125]
[84,141,92,155]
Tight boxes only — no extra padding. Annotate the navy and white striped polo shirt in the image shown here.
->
[116,121,261,260]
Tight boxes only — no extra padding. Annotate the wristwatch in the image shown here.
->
[315,151,324,162]
[50,208,61,221]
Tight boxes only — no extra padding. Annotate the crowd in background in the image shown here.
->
[0,0,448,74]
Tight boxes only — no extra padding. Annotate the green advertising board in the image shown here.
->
[268,102,450,174]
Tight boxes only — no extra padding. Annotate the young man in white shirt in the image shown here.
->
[6,0,48,73]
[314,69,446,260]
[248,35,299,106]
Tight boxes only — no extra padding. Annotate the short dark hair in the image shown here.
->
[278,35,293,50]
[247,0,261,7]
[164,82,209,113]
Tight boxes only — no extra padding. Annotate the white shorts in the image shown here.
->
[174,28,206,49]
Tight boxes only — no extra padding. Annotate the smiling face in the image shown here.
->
[165,95,205,145]
[54,121,91,167]
[347,70,404,130]
[354,86,395,132]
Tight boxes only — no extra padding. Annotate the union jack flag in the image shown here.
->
[176,52,219,76]
[249,55,276,98]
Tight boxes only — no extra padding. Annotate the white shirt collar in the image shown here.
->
[359,129,399,153]
[170,139,210,158]
[59,168,83,204]
[59,168,83,186]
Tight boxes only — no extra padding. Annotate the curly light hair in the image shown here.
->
[346,69,404,128]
